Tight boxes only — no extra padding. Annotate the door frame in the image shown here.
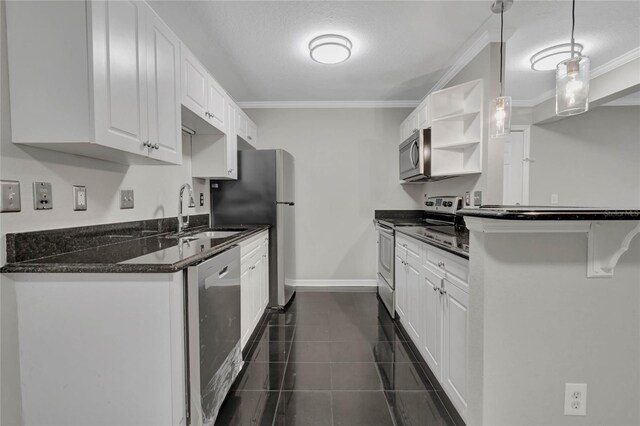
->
[507,125,531,205]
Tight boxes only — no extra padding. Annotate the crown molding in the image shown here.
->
[512,47,640,108]
[236,100,420,109]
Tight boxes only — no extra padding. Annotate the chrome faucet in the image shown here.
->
[178,183,196,234]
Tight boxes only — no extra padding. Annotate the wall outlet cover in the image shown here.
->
[33,182,53,210]
[473,191,482,207]
[73,186,87,211]
[564,383,587,416]
[465,192,471,207]
[120,189,134,209]
[199,193,204,207]
[1,180,21,212]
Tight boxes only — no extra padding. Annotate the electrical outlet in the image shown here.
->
[73,186,87,211]
[199,193,204,207]
[551,194,559,205]
[120,189,134,209]
[33,182,53,210]
[473,191,482,206]
[1,180,21,212]
[465,192,471,207]
[564,383,587,416]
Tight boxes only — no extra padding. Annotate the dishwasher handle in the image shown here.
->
[218,266,229,279]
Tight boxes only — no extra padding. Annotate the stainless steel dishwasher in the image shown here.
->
[186,245,242,425]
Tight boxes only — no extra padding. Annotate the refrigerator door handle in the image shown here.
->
[276,202,295,206]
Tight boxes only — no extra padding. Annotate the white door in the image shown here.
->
[91,0,148,156]
[262,238,270,309]
[181,47,207,119]
[240,265,252,349]
[237,112,248,140]
[421,265,443,380]
[206,75,226,132]
[405,255,422,343]
[395,247,407,318]
[146,10,181,164]
[252,254,264,327]
[502,129,529,205]
[442,280,469,418]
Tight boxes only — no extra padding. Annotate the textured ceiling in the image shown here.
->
[149,1,640,105]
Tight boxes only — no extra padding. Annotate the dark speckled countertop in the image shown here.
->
[458,206,640,221]
[1,215,269,273]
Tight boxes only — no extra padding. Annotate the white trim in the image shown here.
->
[236,100,419,109]
[512,47,640,107]
[510,125,531,205]
[291,279,377,288]
[602,97,640,107]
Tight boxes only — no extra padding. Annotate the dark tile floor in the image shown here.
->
[216,291,456,426]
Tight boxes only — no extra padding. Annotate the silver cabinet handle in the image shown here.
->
[247,135,253,140]
[433,286,439,292]
[143,140,150,147]
[438,261,445,268]
[153,143,159,150]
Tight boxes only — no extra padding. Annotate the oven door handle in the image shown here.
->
[409,140,419,168]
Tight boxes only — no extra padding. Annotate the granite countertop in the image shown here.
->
[458,206,640,221]
[395,226,469,259]
[1,221,269,274]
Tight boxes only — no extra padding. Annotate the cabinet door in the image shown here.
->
[417,102,428,129]
[252,255,265,327]
[237,112,248,140]
[91,0,148,155]
[421,265,443,381]
[226,103,238,179]
[206,75,226,132]
[240,265,252,350]
[442,280,469,417]
[146,10,181,164]
[262,237,269,309]
[394,249,407,319]
[405,255,422,343]
[181,46,207,119]
[247,120,257,147]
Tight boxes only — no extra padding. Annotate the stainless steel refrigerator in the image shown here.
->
[210,149,296,308]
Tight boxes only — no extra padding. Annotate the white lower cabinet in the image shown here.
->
[239,230,270,350]
[396,233,469,421]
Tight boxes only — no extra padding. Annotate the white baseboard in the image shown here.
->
[292,279,377,292]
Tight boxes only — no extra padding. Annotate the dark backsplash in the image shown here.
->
[5,214,209,264]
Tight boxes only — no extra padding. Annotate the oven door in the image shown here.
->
[377,225,394,287]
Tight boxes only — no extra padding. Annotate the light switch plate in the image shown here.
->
[120,189,134,209]
[1,180,21,212]
[73,186,87,211]
[33,182,53,210]
[473,191,482,207]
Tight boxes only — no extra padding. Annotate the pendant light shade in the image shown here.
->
[490,96,512,138]
[555,0,589,116]
[489,0,513,138]
[556,55,590,116]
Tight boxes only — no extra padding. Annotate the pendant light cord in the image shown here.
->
[499,2,504,96]
[571,0,576,57]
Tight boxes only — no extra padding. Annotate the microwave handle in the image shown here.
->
[409,140,419,167]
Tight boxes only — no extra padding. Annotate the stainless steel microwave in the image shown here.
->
[399,128,450,182]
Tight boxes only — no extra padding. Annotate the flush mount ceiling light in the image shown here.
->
[308,34,352,64]
[530,43,584,71]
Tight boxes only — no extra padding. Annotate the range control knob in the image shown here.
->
[426,201,434,207]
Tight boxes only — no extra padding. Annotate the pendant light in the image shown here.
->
[490,0,512,138]
[556,0,590,116]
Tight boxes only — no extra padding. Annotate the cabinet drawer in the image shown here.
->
[396,235,420,260]
[422,244,469,293]
[240,230,268,263]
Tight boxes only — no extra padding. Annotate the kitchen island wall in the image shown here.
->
[246,108,423,286]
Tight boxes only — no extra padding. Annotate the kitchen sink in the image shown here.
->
[165,230,243,241]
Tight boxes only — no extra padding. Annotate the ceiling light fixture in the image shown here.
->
[530,42,584,71]
[556,0,590,116]
[490,0,513,138]
[309,34,352,64]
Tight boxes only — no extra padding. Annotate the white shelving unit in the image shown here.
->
[430,79,483,177]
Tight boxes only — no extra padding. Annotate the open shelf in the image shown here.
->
[431,110,480,123]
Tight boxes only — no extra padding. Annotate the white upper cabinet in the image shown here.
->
[181,46,208,120]
[206,76,227,132]
[5,0,181,165]
[146,8,182,163]
[180,45,227,135]
[236,109,258,149]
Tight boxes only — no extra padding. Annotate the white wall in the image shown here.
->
[527,106,640,208]
[246,108,423,283]
[0,4,207,422]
